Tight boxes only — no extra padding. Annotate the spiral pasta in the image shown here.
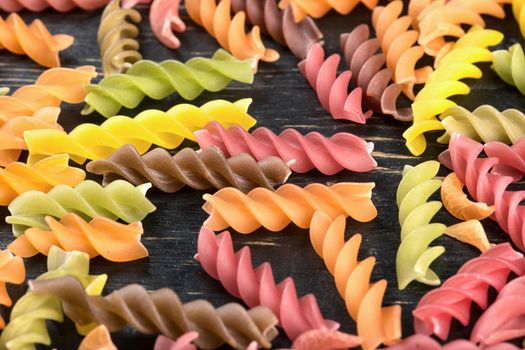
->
[0,246,107,350]
[87,145,291,193]
[340,24,411,121]
[196,226,338,341]
[403,26,503,156]
[98,0,142,77]
[195,121,377,175]
[154,333,198,350]
[78,325,117,350]
[147,0,185,49]
[29,275,279,350]
[513,0,525,38]
[493,43,525,96]
[25,99,255,165]
[445,220,491,253]
[6,179,155,237]
[387,334,521,350]
[0,0,111,12]
[484,139,525,181]
[231,0,323,59]
[202,182,377,234]
[277,0,379,22]
[413,243,525,340]
[299,44,371,124]
[185,0,279,65]
[0,154,85,206]
[437,105,525,145]
[309,212,401,350]
[396,160,445,289]
[82,49,255,118]
[0,250,25,329]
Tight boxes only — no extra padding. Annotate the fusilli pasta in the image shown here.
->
[492,43,525,96]
[148,0,185,49]
[78,325,117,350]
[445,220,491,253]
[277,0,379,22]
[0,250,25,329]
[513,0,525,38]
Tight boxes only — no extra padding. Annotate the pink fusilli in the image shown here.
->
[386,334,522,350]
[484,139,525,181]
[154,333,198,350]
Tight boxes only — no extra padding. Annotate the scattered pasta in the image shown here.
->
[0,250,25,329]
[277,0,379,22]
[493,43,525,96]
[445,220,492,253]
[78,325,117,350]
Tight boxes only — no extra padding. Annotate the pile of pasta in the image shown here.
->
[0,0,525,349]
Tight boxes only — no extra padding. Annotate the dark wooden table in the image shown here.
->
[1,2,524,348]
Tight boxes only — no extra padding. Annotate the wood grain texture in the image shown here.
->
[0,2,524,349]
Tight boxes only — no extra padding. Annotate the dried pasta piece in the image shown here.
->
[82,49,254,117]
[441,172,495,221]
[0,107,63,166]
[396,160,445,289]
[154,333,198,350]
[387,334,522,350]
[29,275,279,350]
[25,99,256,165]
[437,105,525,145]
[0,0,116,12]
[0,246,107,350]
[185,0,279,66]
[195,121,377,175]
[0,250,25,329]
[413,243,525,340]
[98,0,142,77]
[484,140,525,181]
[403,26,503,156]
[0,66,96,121]
[196,226,340,341]
[0,13,73,68]
[9,213,148,262]
[87,145,291,193]
[309,212,401,350]
[299,44,371,124]
[0,154,85,206]
[231,0,323,59]
[148,0,185,49]
[493,43,525,96]
[445,220,491,253]
[277,0,379,22]
[282,330,361,350]
[202,182,377,234]
[514,0,525,38]
[78,325,117,350]
[340,24,411,121]
[6,179,155,237]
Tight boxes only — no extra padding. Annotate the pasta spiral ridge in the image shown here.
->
[196,226,339,341]
[6,179,156,237]
[0,0,112,12]
[8,212,148,262]
[0,66,96,122]
[202,182,377,234]
[82,49,255,118]
[79,325,117,350]
[0,13,73,68]
[387,334,521,350]
[147,0,185,49]
[371,1,432,100]
[185,0,279,65]
[299,44,372,124]
[86,144,291,193]
[396,160,446,290]
[25,99,256,165]
[309,213,401,350]
[403,26,504,156]
[513,0,525,39]
[231,0,323,59]
[0,154,85,206]
[483,139,525,181]
[413,243,525,340]
[0,250,25,329]
[98,0,142,77]
[29,275,279,350]
[195,121,377,175]
[339,24,412,121]
[0,246,107,350]
[277,0,379,23]
[437,105,525,145]
[492,43,525,96]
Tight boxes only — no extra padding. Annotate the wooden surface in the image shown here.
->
[1,2,525,349]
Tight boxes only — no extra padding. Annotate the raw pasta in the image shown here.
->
[185,0,279,65]
[0,154,86,206]
[277,0,379,22]
[309,212,401,350]
[148,0,185,49]
[492,43,525,96]
[438,105,525,144]
[78,325,117,350]
[231,0,323,59]
[340,24,411,121]
[513,0,525,38]
[0,0,118,12]
[282,330,361,350]
[202,182,377,234]
[195,121,377,175]
[396,160,445,289]
[6,179,155,237]
[445,220,492,253]
[403,26,503,156]
[387,334,521,350]
[299,44,372,124]
[29,275,279,350]
[98,0,142,76]
[82,49,255,117]
[25,99,256,164]
[196,226,339,341]
[86,144,291,193]
[154,333,198,350]
[8,213,148,262]
[483,139,525,181]
[0,250,25,329]
[412,243,525,340]
[0,13,73,68]
[0,246,107,350]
